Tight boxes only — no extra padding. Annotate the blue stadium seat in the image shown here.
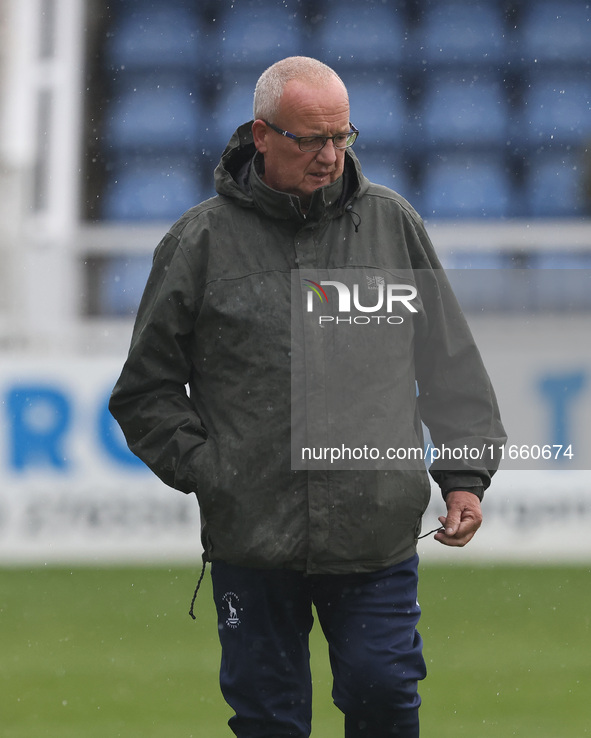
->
[104,82,203,153]
[515,73,591,150]
[523,150,586,218]
[347,80,406,145]
[356,150,413,201]
[104,6,205,72]
[100,254,154,316]
[517,1,591,66]
[318,4,407,71]
[218,4,303,69]
[414,2,507,68]
[420,154,512,219]
[211,79,257,151]
[415,75,509,149]
[102,160,203,221]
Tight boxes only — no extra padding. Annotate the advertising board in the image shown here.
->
[1,312,590,563]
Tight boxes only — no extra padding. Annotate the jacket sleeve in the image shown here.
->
[109,230,206,493]
[409,218,507,499]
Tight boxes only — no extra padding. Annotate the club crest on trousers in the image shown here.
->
[222,592,241,629]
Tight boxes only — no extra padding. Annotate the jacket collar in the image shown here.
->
[248,152,345,224]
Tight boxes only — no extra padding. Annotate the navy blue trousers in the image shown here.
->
[211,555,426,738]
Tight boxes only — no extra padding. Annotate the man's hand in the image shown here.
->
[434,490,483,547]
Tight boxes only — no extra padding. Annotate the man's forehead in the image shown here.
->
[278,79,350,122]
[282,77,347,102]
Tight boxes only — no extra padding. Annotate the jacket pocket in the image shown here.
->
[185,440,217,511]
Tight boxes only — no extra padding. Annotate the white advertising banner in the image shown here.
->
[420,313,591,563]
[0,358,200,564]
[1,311,590,564]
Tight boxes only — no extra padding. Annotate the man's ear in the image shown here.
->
[252,119,268,153]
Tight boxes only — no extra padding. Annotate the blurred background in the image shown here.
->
[0,0,590,564]
[1,2,590,737]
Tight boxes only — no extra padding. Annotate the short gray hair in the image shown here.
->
[253,56,347,121]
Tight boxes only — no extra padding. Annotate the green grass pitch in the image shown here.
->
[1,564,590,737]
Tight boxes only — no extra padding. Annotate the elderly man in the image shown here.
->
[110,57,505,738]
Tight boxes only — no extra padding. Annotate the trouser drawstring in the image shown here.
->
[189,560,207,620]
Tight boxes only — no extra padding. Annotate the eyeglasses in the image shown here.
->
[263,120,359,152]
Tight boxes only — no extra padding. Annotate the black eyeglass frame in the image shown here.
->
[262,120,360,152]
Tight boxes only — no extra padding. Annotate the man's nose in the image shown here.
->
[316,139,338,164]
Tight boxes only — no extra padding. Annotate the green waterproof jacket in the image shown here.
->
[109,123,506,574]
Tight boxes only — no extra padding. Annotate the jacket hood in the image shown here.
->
[214,121,368,224]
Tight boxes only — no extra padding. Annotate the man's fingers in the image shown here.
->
[435,491,483,547]
[438,513,459,536]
